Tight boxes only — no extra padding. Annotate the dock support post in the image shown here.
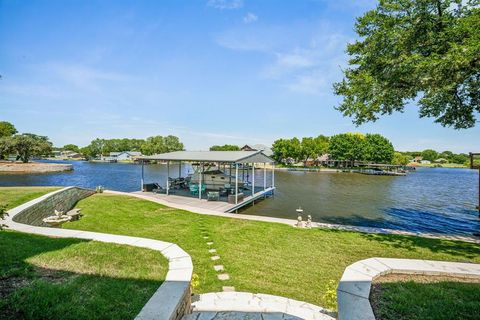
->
[166,161,170,195]
[235,163,239,204]
[263,162,266,191]
[141,160,144,192]
[252,163,255,196]
[272,163,275,189]
[199,163,203,200]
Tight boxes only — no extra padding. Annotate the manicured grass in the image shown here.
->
[371,280,480,320]
[0,231,168,320]
[0,186,60,209]
[66,193,480,310]
[0,188,169,320]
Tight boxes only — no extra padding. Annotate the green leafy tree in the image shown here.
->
[10,134,52,163]
[364,134,395,163]
[392,152,410,165]
[301,137,317,163]
[210,144,240,151]
[328,133,367,161]
[421,149,439,162]
[141,136,165,155]
[163,135,184,152]
[451,153,469,164]
[63,144,80,153]
[333,0,480,129]
[0,121,17,137]
[0,137,13,159]
[287,137,302,163]
[271,139,290,162]
[314,135,330,156]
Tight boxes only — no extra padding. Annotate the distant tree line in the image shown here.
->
[272,133,394,164]
[80,135,184,158]
[0,121,185,161]
[209,144,240,151]
[393,150,470,165]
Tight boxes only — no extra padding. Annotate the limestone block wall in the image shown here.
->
[12,186,95,226]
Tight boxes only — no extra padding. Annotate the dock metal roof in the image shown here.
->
[140,150,274,163]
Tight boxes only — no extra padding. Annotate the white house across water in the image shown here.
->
[138,151,276,213]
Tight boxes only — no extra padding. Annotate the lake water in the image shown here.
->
[1,160,479,237]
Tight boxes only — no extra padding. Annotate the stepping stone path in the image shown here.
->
[217,273,230,281]
[198,218,232,291]
[213,265,224,272]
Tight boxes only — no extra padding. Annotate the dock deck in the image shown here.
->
[132,187,275,213]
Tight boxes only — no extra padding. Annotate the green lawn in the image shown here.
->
[371,280,480,320]
[0,186,61,210]
[64,193,480,310]
[0,188,169,320]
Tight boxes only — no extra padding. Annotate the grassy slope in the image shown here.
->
[66,194,480,309]
[0,186,61,209]
[372,281,480,320]
[0,188,168,320]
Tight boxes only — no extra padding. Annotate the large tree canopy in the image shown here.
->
[333,0,480,129]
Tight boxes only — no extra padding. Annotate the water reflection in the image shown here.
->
[0,161,478,236]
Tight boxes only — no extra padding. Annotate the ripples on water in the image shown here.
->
[0,161,478,237]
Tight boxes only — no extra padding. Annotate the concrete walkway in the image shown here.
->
[109,190,480,244]
[337,257,480,320]
[189,292,335,320]
[184,311,303,319]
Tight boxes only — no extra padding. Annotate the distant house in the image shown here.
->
[305,154,330,166]
[241,144,273,157]
[102,151,142,162]
[116,151,142,161]
[420,160,431,165]
[61,150,82,159]
[412,156,423,163]
[434,158,449,164]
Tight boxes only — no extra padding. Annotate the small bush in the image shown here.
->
[96,186,104,193]
[191,273,200,291]
[322,279,337,310]
[0,203,8,230]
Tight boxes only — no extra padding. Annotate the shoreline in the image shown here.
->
[0,161,73,173]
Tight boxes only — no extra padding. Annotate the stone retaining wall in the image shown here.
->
[12,186,95,226]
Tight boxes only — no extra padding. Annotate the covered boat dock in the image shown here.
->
[138,151,276,213]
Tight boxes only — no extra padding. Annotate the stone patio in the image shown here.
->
[190,292,335,320]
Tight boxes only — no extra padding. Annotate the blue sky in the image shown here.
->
[1,0,478,152]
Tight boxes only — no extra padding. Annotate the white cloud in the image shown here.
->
[215,22,351,95]
[207,0,243,10]
[243,12,258,24]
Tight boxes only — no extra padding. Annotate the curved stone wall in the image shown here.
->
[5,187,193,320]
[337,257,480,320]
[12,186,95,226]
